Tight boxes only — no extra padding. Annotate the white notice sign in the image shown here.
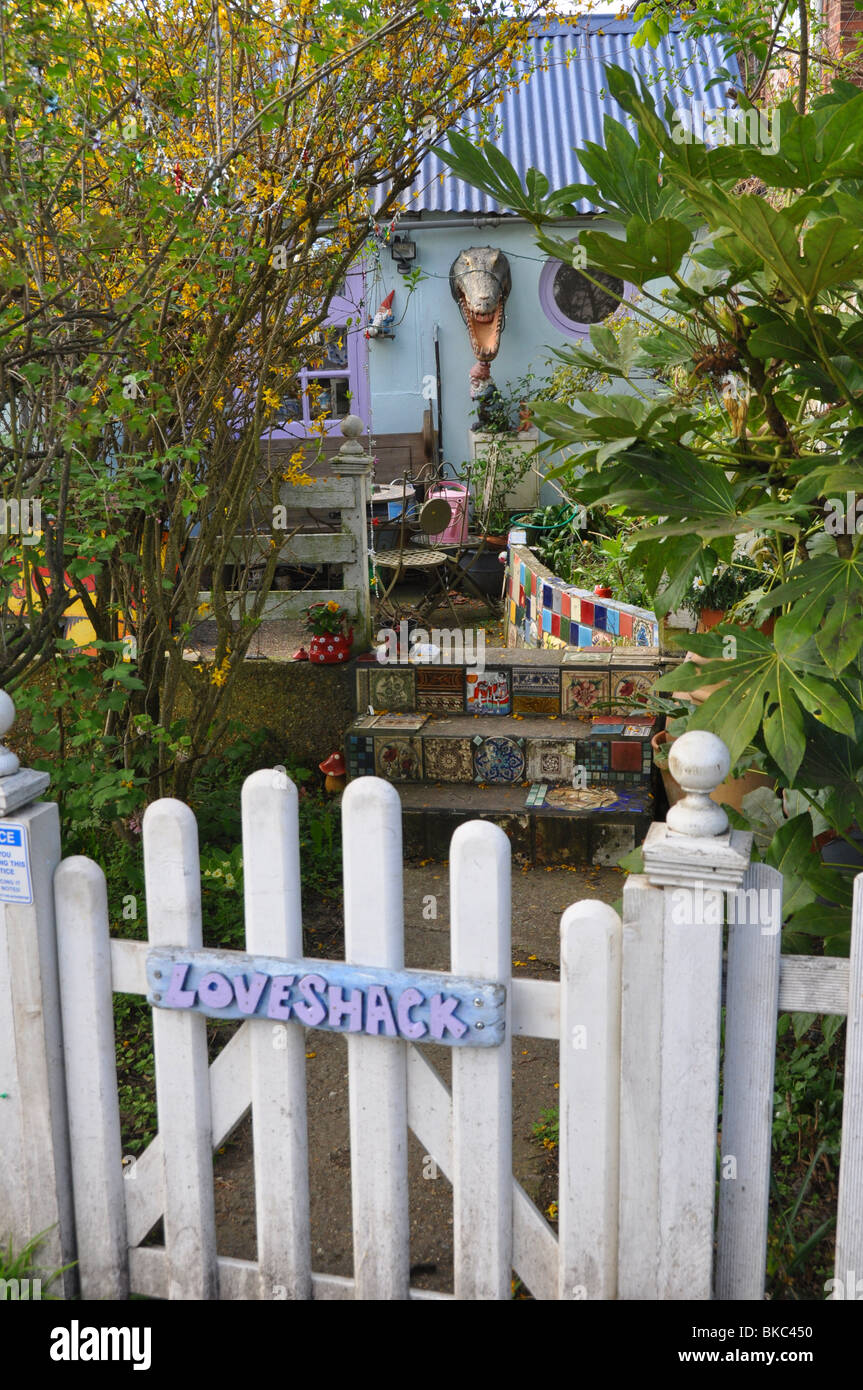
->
[0,823,32,904]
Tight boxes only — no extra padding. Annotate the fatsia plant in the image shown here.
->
[435,68,863,952]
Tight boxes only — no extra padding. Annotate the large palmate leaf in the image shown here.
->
[656,621,855,778]
[765,552,863,673]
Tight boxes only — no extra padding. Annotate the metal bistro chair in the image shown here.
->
[371,472,496,628]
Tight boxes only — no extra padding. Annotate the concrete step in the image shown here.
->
[393,781,655,867]
[345,711,657,789]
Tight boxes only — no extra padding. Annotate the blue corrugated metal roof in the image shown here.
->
[386,15,733,215]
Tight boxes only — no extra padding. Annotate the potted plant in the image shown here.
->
[303,601,353,664]
[680,553,771,632]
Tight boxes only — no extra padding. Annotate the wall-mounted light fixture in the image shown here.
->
[391,235,417,275]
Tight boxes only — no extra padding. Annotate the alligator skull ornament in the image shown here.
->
[449,246,512,362]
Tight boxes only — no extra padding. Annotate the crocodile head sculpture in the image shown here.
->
[449,246,512,362]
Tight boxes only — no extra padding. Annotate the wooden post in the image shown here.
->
[342,776,410,1299]
[0,689,76,1295]
[330,414,373,653]
[619,731,752,1300]
[450,819,512,1300]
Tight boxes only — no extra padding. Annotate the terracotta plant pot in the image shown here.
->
[594,584,613,598]
[696,608,725,632]
[309,629,353,664]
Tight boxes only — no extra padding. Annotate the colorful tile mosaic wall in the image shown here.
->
[506,545,660,652]
[346,718,656,790]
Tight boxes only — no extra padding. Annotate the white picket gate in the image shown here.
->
[1,709,862,1300]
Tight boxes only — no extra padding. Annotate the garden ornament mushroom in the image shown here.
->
[319,750,346,793]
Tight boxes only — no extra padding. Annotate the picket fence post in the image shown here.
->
[242,767,312,1299]
[55,855,129,1298]
[144,797,219,1299]
[450,819,512,1299]
[342,776,410,1299]
[0,690,76,1296]
[618,731,752,1299]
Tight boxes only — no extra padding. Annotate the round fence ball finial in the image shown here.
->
[0,689,20,778]
[340,414,365,440]
[665,729,730,838]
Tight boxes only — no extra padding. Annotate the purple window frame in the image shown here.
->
[538,256,635,339]
[262,266,370,439]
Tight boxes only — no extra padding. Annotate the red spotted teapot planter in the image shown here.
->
[309,629,353,664]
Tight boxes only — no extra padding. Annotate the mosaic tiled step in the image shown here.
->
[345,712,658,790]
[391,782,655,867]
[354,646,673,720]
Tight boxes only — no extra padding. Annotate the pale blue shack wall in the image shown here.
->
[365,218,602,504]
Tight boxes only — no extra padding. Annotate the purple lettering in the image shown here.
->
[198,972,233,1009]
[164,962,196,1008]
[328,984,363,1032]
[429,993,467,1041]
[232,971,269,1015]
[395,987,427,1041]
[267,975,296,1021]
[365,984,397,1037]
[293,974,327,1027]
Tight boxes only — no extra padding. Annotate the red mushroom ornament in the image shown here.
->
[319,750,346,794]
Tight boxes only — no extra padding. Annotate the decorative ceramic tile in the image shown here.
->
[619,612,633,639]
[594,605,607,632]
[542,609,552,633]
[346,734,374,778]
[552,587,562,614]
[374,737,422,781]
[416,667,463,693]
[611,740,642,771]
[581,600,594,626]
[545,786,619,810]
[633,618,652,647]
[368,713,428,731]
[577,625,592,646]
[465,669,511,714]
[591,629,614,647]
[542,584,553,609]
[368,667,415,711]
[569,595,581,624]
[513,694,561,716]
[473,736,525,784]
[561,592,571,619]
[611,669,660,714]
[606,607,620,636]
[506,621,519,648]
[423,737,474,783]
[551,613,561,638]
[417,690,464,713]
[512,667,560,695]
[526,740,575,784]
[561,671,610,718]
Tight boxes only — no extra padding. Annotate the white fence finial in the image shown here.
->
[0,688,20,778]
[666,730,730,838]
[0,688,50,814]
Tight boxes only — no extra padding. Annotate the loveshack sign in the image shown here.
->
[147,948,506,1048]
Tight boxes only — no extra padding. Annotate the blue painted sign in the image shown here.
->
[147,948,506,1047]
[0,823,32,905]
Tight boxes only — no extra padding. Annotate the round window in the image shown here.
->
[539,256,628,336]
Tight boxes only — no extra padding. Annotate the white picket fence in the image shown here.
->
[1,720,862,1300]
